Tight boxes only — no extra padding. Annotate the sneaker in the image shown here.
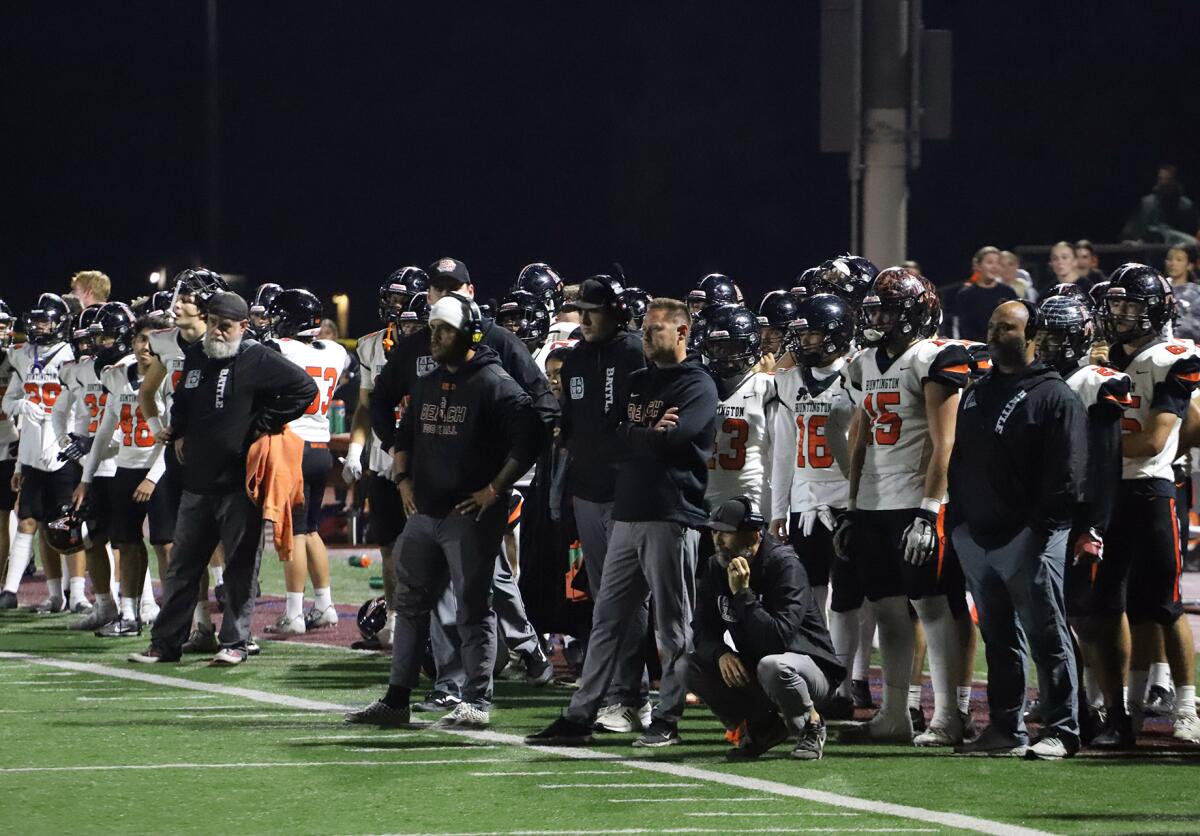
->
[1089,711,1135,750]
[523,645,554,686]
[71,603,118,631]
[128,646,179,664]
[304,605,338,630]
[791,715,828,760]
[632,721,680,748]
[960,710,979,742]
[213,583,226,613]
[839,712,914,744]
[94,618,142,638]
[435,701,490,729]
[351,635,385,651]
[264,613,306,635]
[139,602,160,626]
[412,692,462,713]
[914,714,964,748]
[70,597,93,614]
[245,637,261,656]
[851,679,874,709]
[29,596,65,614]
[824,695,857,721]
[1172,714,1200,743]
[909,706,928,734]
[1144,685,1176,717]
[525,715,594,745]
[1023,698,1044,725]
[1025,734,1077,761]
[595,701,652,733]
[954,725,1028,757]
[182,625,220,654]
[345,700,413,727]
[726,714,789,760]
[210,646,249,666]
[0,590,17,610]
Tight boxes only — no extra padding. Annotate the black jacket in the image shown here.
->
[372,319,558,453]
[172,339,317,495]
[613,353,718,526]
[559,330,646,503]
[395,345,546,518]
[947,363,1086,549]
[692,534,844,683]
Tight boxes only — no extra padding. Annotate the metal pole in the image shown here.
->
[848,0,863,254]
[861,0,910,267]
[206,0,220,264]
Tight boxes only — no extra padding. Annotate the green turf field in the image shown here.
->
[1,612,1198,835]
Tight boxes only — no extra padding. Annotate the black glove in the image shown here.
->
[832,510,857,562]
[57,434,93,463]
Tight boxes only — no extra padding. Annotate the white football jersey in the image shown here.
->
[845,338,970,511]
[3,341,75,471]
[532,321,580,372]
[1112,339,1200,482]
[357,327,397,474]
[0,350,15,462]
[147,326,200,424]
[96,356,167,473]
[53,358,118,478]
[1064,363,1132,413]
[770,360,851,519]
[705,371,776,513]
[276,338,351,443]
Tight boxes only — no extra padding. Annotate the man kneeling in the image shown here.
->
[690,497,845,760]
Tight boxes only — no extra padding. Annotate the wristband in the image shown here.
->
[919,497,942,515]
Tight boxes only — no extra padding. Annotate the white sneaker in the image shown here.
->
[594,702,649,733]
[70,597,93,614]
[71,603,118,631]
[435,701,490,728]
[377,610,395,649]
[264,614,306,635]
[304,605,338,630]
[914,714,965,748]
[1172,714,1200,743]
[1024,735,1075,760]
[140,602,160,626]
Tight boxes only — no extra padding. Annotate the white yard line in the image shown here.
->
[370,829,938,835]
[687,812,860,817]
[608,798,779,804]
[0,651,1048,836]
[538,782,700,789]
[0,758,509,774]
[78,694,219,701]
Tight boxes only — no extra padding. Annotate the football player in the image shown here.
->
[398,293,430,338]
[75,309,172,636]
[248,282,283,340]
[496,291,551,354]
[757,290,801,373]
[0,293,81,611]
[512,262,565,319]
[0,301,18,584]
[1093,264,1200,745]
[816,254,879,309]
[834,267,973,746]
[618,287,652,332]
[262,289,352,635]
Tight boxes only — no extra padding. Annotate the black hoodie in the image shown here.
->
[613,352,718,526]
[947,362,1086,549]
[559,329,646,503]
[395,345,547,518]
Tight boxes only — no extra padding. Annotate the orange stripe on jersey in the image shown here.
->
[1174,371,1200,383]
[1170,498,1183,602]
[934,506,946,581]
[941,364,970,375]
[508,495,524,527]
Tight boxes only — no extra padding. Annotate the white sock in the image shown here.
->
[95,592,113,611]
[3,532,34,592]
[1176,685,1197,719]
[873,596,916,726]
[829,608,860,699]
[1149,662,1173,692]
[313,586,332,612]
[68,576,86,605]
[285,592,304,620]
[111,581,120,599]
[911,595,962,728]
[854,609,876,680]
[107,542,118,591]
[957,685,972,715]
[47,577,63,602]
[1084,666,1104,708]
[908,684,923,710]
[59,555,68,584]
[120,596,136,621]
[142,567,155,604]
[193,600,213,629]
[1128,669,1149,710]
[1122,685,1129,713]
[210,565,224,586]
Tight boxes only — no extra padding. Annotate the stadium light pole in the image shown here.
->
[206,0,220,264]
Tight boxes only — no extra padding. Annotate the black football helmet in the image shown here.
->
[860,267,937,347]
[24,293,72,345]
[700,305,762,378]
[45,503,93,554]
[1104,263,1175,343]
[1036,294,1094,370]
[269,289,323,339]
[513,263,564,313]
[790,266,827,299]
[72,305,102,355]
[818,254,879,307]
[378,267,429,324]
[171,268,227,308]
[1044,282,1089,303]
[618,287,652,330]
[92,302,138,365]
[0,299,13,348]
[758,290,801,329]
[133,290,175,320]
[250,283,283,318]
[357,597,388,641]
[688,273,738,314]
[496,290,551,350]
[789,293,856,367]
[399,292,430,335]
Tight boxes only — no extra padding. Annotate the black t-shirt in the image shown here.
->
[952,282,1019,342]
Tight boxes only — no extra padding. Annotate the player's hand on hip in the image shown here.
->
[456,484,500,521]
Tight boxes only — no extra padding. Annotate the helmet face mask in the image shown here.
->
[1036,294,1094,369]
[700,306,762,378]
[24,293,71,346]
[268,289,323,340]
[1103,263,1174,344]
[497,291,549,351]
[789,293,856,367]
[859,268,935,348]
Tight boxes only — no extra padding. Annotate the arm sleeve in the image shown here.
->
[619,377,719,456]
[729,556,809,658]
[769,398,795,521]
[826,388,854,477]
[1035,389,1087,530]
[1151,355,1200,418]
[81,397,121,484]
[252,348,320,435]
[760,391,776,518]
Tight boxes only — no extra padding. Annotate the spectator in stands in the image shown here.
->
[1046,241,1091,295]
[951,246,1018,341]
[1122,164,1200,247]
[998,250,1036,301]
[68,270,111,308]
[1164,243,1198,287]
[1073,240,1106,287]
[318,318,339,340]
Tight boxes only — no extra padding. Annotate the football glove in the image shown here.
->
[798,505,839,538]
[57,434,93,463]
[342,442,364,484]
[832,510,857,562]
[902,509,939,565]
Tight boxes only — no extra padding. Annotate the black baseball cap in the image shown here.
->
[573,277,619,311]
[707,497,762,532]
[427,257,472,288]
[205,291,250,322]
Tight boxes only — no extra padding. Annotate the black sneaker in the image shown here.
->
[726,714,789,760]
[344,700,413,727]
[632,721,680,748]
[851,679,874,709]
[824,695,856,721]
[413,692,462,713]
[0,590,17,610]
[1089,711,1135,750]
[960,710,978,742]
[523,645,554,686]
[791,715,828,760]
[525,715,594,746]
[909,706,928,734]
[1023,698,1044,725]
[95,618,142,638]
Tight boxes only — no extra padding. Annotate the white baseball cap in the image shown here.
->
[428,294,481,333]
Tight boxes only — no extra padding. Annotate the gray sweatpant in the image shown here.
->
[151,490,263,654]
[388,506,505,708]
[688,652,831,735]
[575,498,650,706]
[952,525,1078,743]
[565,520,699,728]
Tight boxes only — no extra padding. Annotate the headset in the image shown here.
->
[1018,299,1040,340]
[729,495,765,531]
[447,291,483,344]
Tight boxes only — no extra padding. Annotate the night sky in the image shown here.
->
[5,2,1200,336]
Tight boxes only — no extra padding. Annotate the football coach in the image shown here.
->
[947,300,1086,760]
[129,291,317,666]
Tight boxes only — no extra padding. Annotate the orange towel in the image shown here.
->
[246,427,305,561]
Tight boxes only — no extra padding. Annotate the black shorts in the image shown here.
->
[0,460,16,512]
[17,462,80,523]
[87,473,115,543]
[1078,484,1184,625]
[366,468,405,546]
[830,553,866,613]
[295,441,331,536]
[107,466,175,545]
[847,507,967,615]
[788,512,836,589]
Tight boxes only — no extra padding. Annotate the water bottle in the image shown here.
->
[329,400,346,434]
[348,555,372,568]
[368,575,384,590]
